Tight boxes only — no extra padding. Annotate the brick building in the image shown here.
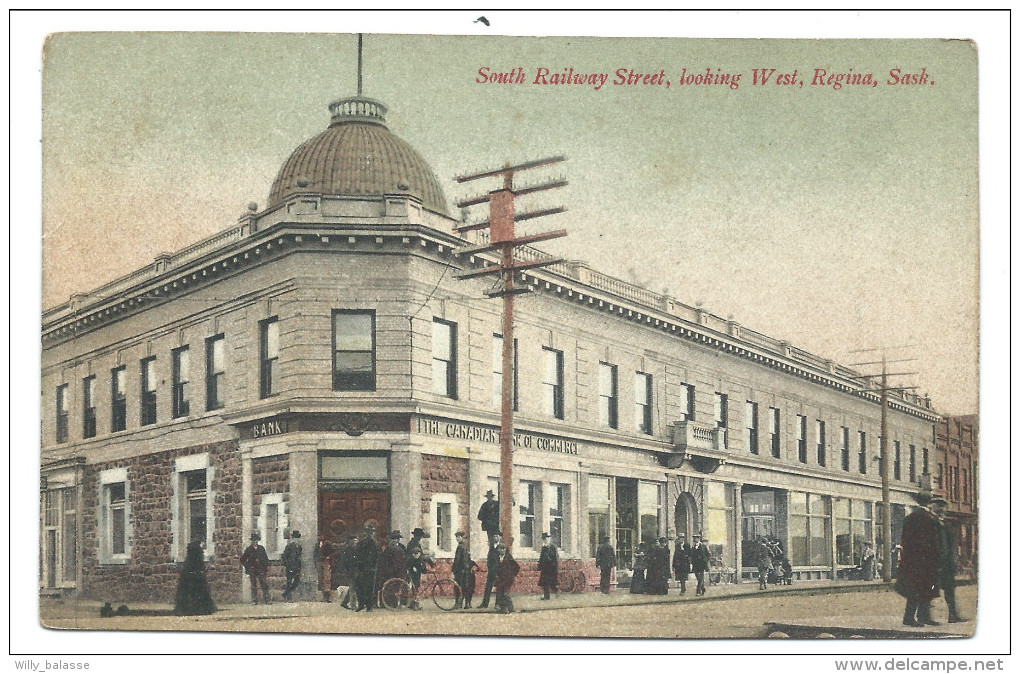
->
[934,414,978,577]
[41,93,941,603]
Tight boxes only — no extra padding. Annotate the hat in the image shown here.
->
[411,527,427,537]
[601,536,610,543]
[250,532,261,541]
[485,489,495,498]
[455,531,465,538]
[541,532,550,539]
[692,533,701,539]
[658,537,668,543]
[676,533,686,538]
[363,521,377,530]
[389,530,403,539]
[929,496,948,506]
[290,530,301,539]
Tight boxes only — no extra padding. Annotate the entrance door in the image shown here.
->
[318,490,389,540]
[45,530,57,587]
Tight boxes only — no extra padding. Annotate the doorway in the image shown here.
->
[318,490,389,541]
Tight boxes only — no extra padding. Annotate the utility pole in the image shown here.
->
[453,157,567,551]
[849,348,918,584]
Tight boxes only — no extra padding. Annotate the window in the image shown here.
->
[706,482,733,565]
[206,335,225,411]
[264,502,280,555]
[55,384,69,443]
[111,367,127,432]
[588,476,611,558]
[816,420,826,466]
[714,393,728,428]
[909,444,917,482]
[172,346,190,418]
[82,376,97,439]
[542,347,564,419]
[61,489,77,582]
[635,372,653,434]
[893,441,902,480]
[259,317,279,398]
[257,493,288,558]
[796,415,807,463]
[841,427,850,471]
[858,431,867,474]
[922,448,929,477]
[679,383,695,422]
[745,401,759,454]
[492,334,519,410]
[936,462,944,489]
[789,492,832,567]
[42,487,78,586]
[598,363,618,428]
[638,481,661,545]
[173,455,214,560]
[769,407,781,458]
[140,357,157,425]
[519,481,538,549]
[428,494,458,557]
[548,484,568,550]
[436,501,452,552]
[332,310,375,391]
[183,470,207,547]
[834,498,872,566]
[431,319,458,398]
[962,467,969,503]
[99,470,130,562]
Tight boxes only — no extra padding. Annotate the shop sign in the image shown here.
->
[252,418,288,438]
[416,417,579,455]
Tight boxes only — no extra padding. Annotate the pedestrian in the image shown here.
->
[280,530,302,601]
[672,533,691,595]
[452,531,479,609]
[538,532,559,599]
[353,522,380,612]
[314,532,337,602]
[406,527,430,560]
[240,532,271,604]
[378,530,408,601]
[629,542,647,594]
[933,497,967,623]
[493,544,520,614]
[859,542,876,581]
[477,531,502,609]
[756,537,774,590]
[406,547,429,610]
[646,537,671,595]
[691,534,711,596]
[897,494,943,627]
[477,489,500,546]
[596,536,616,594]
[334,533,359,609]
[174,540,216,615]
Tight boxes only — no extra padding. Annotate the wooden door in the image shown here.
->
[318,490,389,540]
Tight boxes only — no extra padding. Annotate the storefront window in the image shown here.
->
[519,481,538,549]
[547,483,567,550]
[706,482,731,566]
[588,476,611,557]
[637,481,660,545]
[789,491,831,566]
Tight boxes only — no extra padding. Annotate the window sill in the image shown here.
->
[98,556,131,566]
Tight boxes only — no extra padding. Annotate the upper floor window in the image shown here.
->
[922,447,929,477]
[55,384,69,443]
[769,407,781,458]
[431,319,458,398]
[140,357,157,426]
[206,334,226,411]
[635,372,653,435]
[908,444,917,482]
[745,401,759,454]
[841,426,850,471]
[332,311,375,391]
[598,363,618,429]
[111,366,127,432]
[893,441,902,480]
[172,346,190,418]
[714,393,728,428]
[519,481,538,549]
[816,420,826,466]
[542,347,564,419]
[259,317,279,398]
[679,383,695,422]
[82,375,97,439]
[796,415,807,463]
[858,431,868,474]
[492,334,519,411]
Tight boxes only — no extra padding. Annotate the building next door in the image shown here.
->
[319,490,389,541]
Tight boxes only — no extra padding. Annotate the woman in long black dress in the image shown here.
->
[174,541,217,616]
[630,543,648,594]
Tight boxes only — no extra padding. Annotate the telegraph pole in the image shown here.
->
[453,157,567,551]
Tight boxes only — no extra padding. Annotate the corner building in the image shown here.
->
[40,95,939,602]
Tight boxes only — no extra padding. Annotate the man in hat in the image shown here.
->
[315,532,337,602]
[595,535,616,594]
[538,532,559,599]
[377,530,407,603]
[334,533,359,609]
[933,497,967,623]
[899,494,943,626]
[672,533,691,595]
[280,530,302,601]
[647,537,671,595]
[477,489,500,546]
[452,531,478,609]
[240,531,271,604]
[493,544,521,614]
[690,534,711,596]
[353,523,380,611]
[406,527,431,561]
[477,531,502,609]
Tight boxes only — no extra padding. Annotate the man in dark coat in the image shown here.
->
[755,537,774,590]
[280,530,302,601]
[353,523,379,611]
[477,531,502,609]
[596,536,616,594]
[377,530,407,593]
[899,496,943,626]
[934,499,966,623]
[690,534,711,596]
[174,540,216,615]
[452,531,478,609]
[646,537,671,595]
[538,532,559,599]
[334,533,359,609]
[240,532,271,604]
[314,532,337,602]
[493,544,521,613]
[477,490,500,546]
[672,533,691,594]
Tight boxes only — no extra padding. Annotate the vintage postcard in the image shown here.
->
[16,10,1006,664]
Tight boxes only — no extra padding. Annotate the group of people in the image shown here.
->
[753,536,793,590]
[898,494,967,626]
[476,490,521,612]
[626,533,712,596]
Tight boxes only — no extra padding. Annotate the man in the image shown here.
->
[406,527,429,559]
[314,532,337,602]
[334,533,359,610]
[538,532,559,600]
[646,537,671,595]
[596,535,616,594]
[859,542,876,581]
[377,530,408,602]
[672,533,691,595]
[755,537,774,590]
[477,490,500,546]
[898,494,942,626]
[493,544,521,614]
[280,530,302,601]
[353,523,380,611]
[933,497,967,623]
[477,531,502,609]
[240,532,271,604]
[690,534,711,596]
[452,531,478,609]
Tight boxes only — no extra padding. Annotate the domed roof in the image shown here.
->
[268,97,449,215]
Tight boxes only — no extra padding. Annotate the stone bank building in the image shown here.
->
[41,93,941,602]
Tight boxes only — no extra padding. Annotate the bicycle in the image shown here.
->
[379,570,462,611]
[557,563,588,594]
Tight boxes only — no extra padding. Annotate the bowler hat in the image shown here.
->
[250,532,261,541]
[455,531,465,538]
[930,496,948,506]
[411,527,427,537]
[541,532,550,539]
[290,530,301,539]
[389,530,403,539]
[485,489,495,498]
[658,537,668,543]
